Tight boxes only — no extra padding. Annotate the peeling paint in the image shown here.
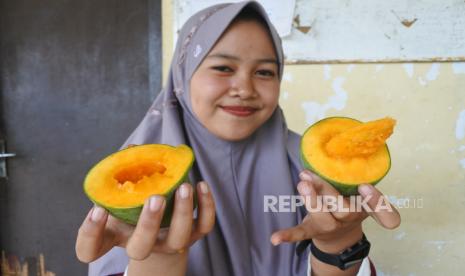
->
[417,64,439,85]
[426,63,440,81]
[301,101,327,126]
[452,62,465,74]
[301,77,347,125]
[283,72,293,82]
[456,109,465,140]
[281,91,289,100]
[394,231,407,240]
[324,65,331,80]
[330,77,348,110]
[426,240,450,251]
[418,76,427,86]
[347,64,355,72]
[460,158,465,169]
[296,26,311,34]
[375,64,384,72]
[293,15,313,34]
[403,63,414,78]
[401,18,418,27]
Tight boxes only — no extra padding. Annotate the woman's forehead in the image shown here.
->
[205,53,278,66]
[205,20,278,60]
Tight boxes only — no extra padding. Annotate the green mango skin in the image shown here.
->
[300,117,391,196]
[84,144,195,228]
[98,175,192,228]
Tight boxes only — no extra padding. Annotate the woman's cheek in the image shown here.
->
[202,78,230,100]
[263,85,280,107]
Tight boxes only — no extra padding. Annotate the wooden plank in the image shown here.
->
[173,0,465,63]
[283,0,465,63]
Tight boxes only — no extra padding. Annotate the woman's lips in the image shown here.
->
[221,106,257,117]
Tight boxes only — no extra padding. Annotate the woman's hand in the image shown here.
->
[270,170,401,251]
[75,181,216,264]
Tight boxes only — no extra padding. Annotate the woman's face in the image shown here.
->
[190,19,280,141]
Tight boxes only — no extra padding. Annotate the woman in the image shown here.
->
[76,1,400,275]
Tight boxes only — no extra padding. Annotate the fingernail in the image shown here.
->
[179,184,190,199]
[299,182,311,196]
[91,206,105,222]
[199,182,209,194]
[149,196,164,212]
[299,171,313,181]
[271,236,282,246]
[359,184,373,197]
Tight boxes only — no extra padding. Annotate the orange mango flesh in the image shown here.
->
[301,117,394,185]
[85,144,193,207]
[325,117,396,158]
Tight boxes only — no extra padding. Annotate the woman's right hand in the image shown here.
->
[75,181,216,263]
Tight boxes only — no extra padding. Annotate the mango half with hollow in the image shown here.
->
[84,144,195,227]
[300,117,395,196]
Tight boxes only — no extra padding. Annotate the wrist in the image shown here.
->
[128,250,189,276]
[312,225,363,254]
[309,228,370,273]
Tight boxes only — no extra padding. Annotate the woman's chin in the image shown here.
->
[212,127,256,142]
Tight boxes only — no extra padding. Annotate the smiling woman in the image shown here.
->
[76,2,400,276]
[190,11,280,141]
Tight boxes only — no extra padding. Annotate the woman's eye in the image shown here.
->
[212,66,233,73]
[256,70,276,77]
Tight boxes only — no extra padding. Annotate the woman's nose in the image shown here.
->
[230,74,257,99]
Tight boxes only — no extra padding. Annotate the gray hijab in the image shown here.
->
[89,1,308,275]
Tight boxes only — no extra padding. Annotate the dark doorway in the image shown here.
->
[0,0,162,274]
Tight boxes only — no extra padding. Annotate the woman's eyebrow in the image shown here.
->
[207,53,278,64]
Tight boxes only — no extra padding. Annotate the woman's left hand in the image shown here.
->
[270,170,401,252]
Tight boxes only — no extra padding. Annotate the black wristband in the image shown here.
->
[308,234,370,270]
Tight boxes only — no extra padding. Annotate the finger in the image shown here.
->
[299,170,329,187]
[298,179,320,211]
[298,181,341,234]
[271,223,313,246]
[190,181,216,242]
[358,184,401,229]
[163,183,194,253]
[76,206,111,263]
[300,170,343,198]
[300,170,364,222]
[106,214,137,248]
[271,181,339,245]
[126,196,166,260]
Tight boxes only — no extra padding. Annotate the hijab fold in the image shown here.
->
[89,2,308,275]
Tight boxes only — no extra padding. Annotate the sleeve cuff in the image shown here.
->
[307,254,373,276]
